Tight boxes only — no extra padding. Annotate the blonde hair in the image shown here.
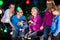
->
[31,7,39,14]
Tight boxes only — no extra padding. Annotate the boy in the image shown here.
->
[11,6,28,40]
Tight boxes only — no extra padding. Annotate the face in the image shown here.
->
[31,8,38,16]
[17,10,23,16]
[46,1,53,9]
[9,4,15,12]
[52,10,59,15]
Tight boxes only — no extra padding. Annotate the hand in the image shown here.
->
[29,20,33,24]
[1,18,4,23]
[18,21,24,25]
[22,28,25,32]
[20,21,24,25]
[12,27,15,30]
[29,31,32,34]
[40,26,44,30]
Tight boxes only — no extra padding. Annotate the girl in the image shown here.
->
[40,0,55,40]
[25,7,43,40]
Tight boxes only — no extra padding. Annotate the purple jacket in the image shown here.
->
[29,14,42,32]
[42,10,54,26]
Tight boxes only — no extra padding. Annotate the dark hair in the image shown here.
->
[9,3,15,7]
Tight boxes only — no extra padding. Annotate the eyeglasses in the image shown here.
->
[19,12,23,13]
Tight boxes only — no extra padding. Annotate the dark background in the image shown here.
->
[0,0,60,40]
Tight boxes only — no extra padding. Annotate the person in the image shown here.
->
[1,3,15,40]
[11,6,28,40]
[50,4,60,40]
[25,7,43,40]
[40,0,55,40]
[1,3,15,29]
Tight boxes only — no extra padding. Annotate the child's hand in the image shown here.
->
[29,20,33,24]
[18,21,24,25]
[22,28,25,32]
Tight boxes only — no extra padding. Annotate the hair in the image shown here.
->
[9,3,15,8]
[31,7,39,14]
[9,3,15,15]
[55,5,60,10]
[46,0,56,11]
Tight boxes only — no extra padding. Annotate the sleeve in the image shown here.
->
[11,16,18,30]
[42,11,47,26]
[1,10,8,19]
[53,16,60,36]
[29,25,32,31]
[5,10,10,22]
[50,19,56,33]
[11,17,16,26]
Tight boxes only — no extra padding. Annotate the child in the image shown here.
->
[50,4,60,40]
[40,0,55,40]
[11,6,28,40]
[25,7,43,40]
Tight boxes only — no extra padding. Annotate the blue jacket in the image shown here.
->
[11,15,28,31]
[51,15,60,36]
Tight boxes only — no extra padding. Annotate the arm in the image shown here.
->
[11,16,18,30]
[9,21,15,28]
[53,16,60,36]
[42,11,47,26]
[50,16,58,33]
[50,19,56,33]
[40,11,47,30]
[28,16,33,33]
[21,16,26,24]
[19,16,26,25]
[29,25,32,34]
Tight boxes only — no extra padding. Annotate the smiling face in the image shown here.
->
[53,5,60,15]
[17,10,23,16]
[52,10,59,15]
[31,8,38,16]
